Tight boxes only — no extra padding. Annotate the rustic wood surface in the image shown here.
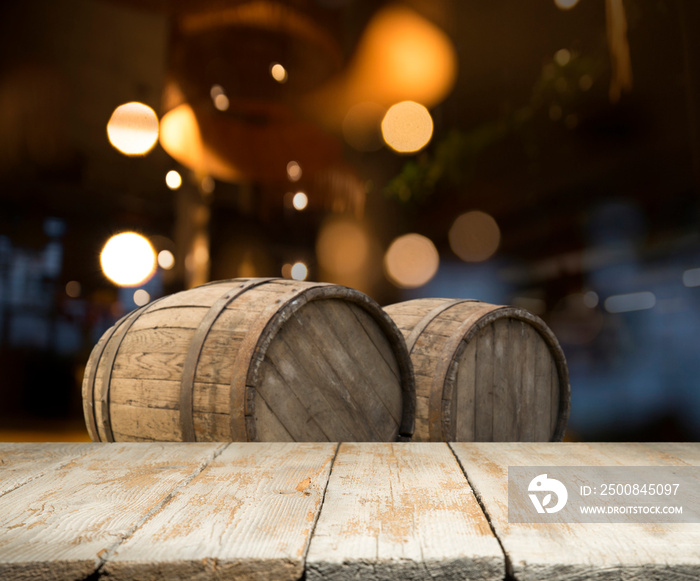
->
[451,442,700,581]
[0,442,697,580]
[83,278,415,444]
[384,298,570,442]
[305,442,504,580]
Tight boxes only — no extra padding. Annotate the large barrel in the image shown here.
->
[83,278,415,442]
[384,298,570,442]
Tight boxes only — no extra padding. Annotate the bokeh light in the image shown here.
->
[287,161,302,182]
[384,233,439,288]
[133,289,151,307]
[213,93,230,111]
[316,216,369,277]
[448,211,501,262]
[292,192,308,211]
[270,63,288,83]
[200,176,215,194]
[106,102,159,156]
[100,232,156,287]
[554,0,581,9]
[381,101,433,153]
[65,281,81,298]
[158,249,175,270]
[165,170,182,190]
[291,262,308,281]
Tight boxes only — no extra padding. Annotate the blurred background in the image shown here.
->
[0,0,698,442]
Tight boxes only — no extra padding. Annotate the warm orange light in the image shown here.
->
[384,233,439,288]
[100,232,156,287]
[292,192,308,210]
[302,5,456,130]
[287,160,302,181]
[381,101,433,153]
[316,216,370,277]
[159,104,241,182]
[270,63,288,83]
[165,170,182,190]
[448,211,501,262]
[106,102,159,156]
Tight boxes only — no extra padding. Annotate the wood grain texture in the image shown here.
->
[103,442,337,581]
[305,442,504,581]
[384,298,570,442]
[0,443,96,497]
[0,443,225,580]
[450,442,700,581]
[84,278,415,443]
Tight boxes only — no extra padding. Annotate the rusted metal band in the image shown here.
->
[428,302,503,441]
[83,321,122,442]
[98,298,167,442]
[233,281,331,442]
[179,278,274,441]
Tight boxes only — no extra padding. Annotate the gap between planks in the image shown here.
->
[90,443,229,578]
[447,441,515,579]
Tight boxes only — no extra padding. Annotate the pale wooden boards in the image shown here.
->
[451,442,700,581]
[103,442,337,580]
[305,442,504,580]
[0,442,698,580]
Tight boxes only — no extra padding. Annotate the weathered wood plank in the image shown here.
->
[453,337,477,441]
[474,325,494,441]
[0,443,96,497]
[450,442,700,581]
[306,442,504,580]
[518,324,537,441]
[0,443,225,580]
[103,442,337,581]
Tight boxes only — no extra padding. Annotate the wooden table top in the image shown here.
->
[0,442,698,580]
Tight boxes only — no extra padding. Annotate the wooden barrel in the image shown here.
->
[383,298,570,442]
[83,278,415,442]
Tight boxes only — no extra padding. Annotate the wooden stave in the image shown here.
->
[82,278,416,442]
[384,298,570,443]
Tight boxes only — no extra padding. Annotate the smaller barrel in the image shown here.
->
[384,298,570,442]
[83,278,415,443]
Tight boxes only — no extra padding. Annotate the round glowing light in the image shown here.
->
[384,233,439,288]
[133,289,151,306]
[210,84,225,100]
[158,249,175,270]
[65,281,81,298]
[270,63,288,83]
[165,170,182,190]
[554,0,580,9]
[214,93,230,111]
[381,101,433,153]
[291,262,308,281]
[287,161,302,182]
[106,102,159,156]
[316,217,369,276]
[554,48,571,67]
[100,232,156,287]
[292,192,308,211]
[281,263,293,278]
[448,211,501,262]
